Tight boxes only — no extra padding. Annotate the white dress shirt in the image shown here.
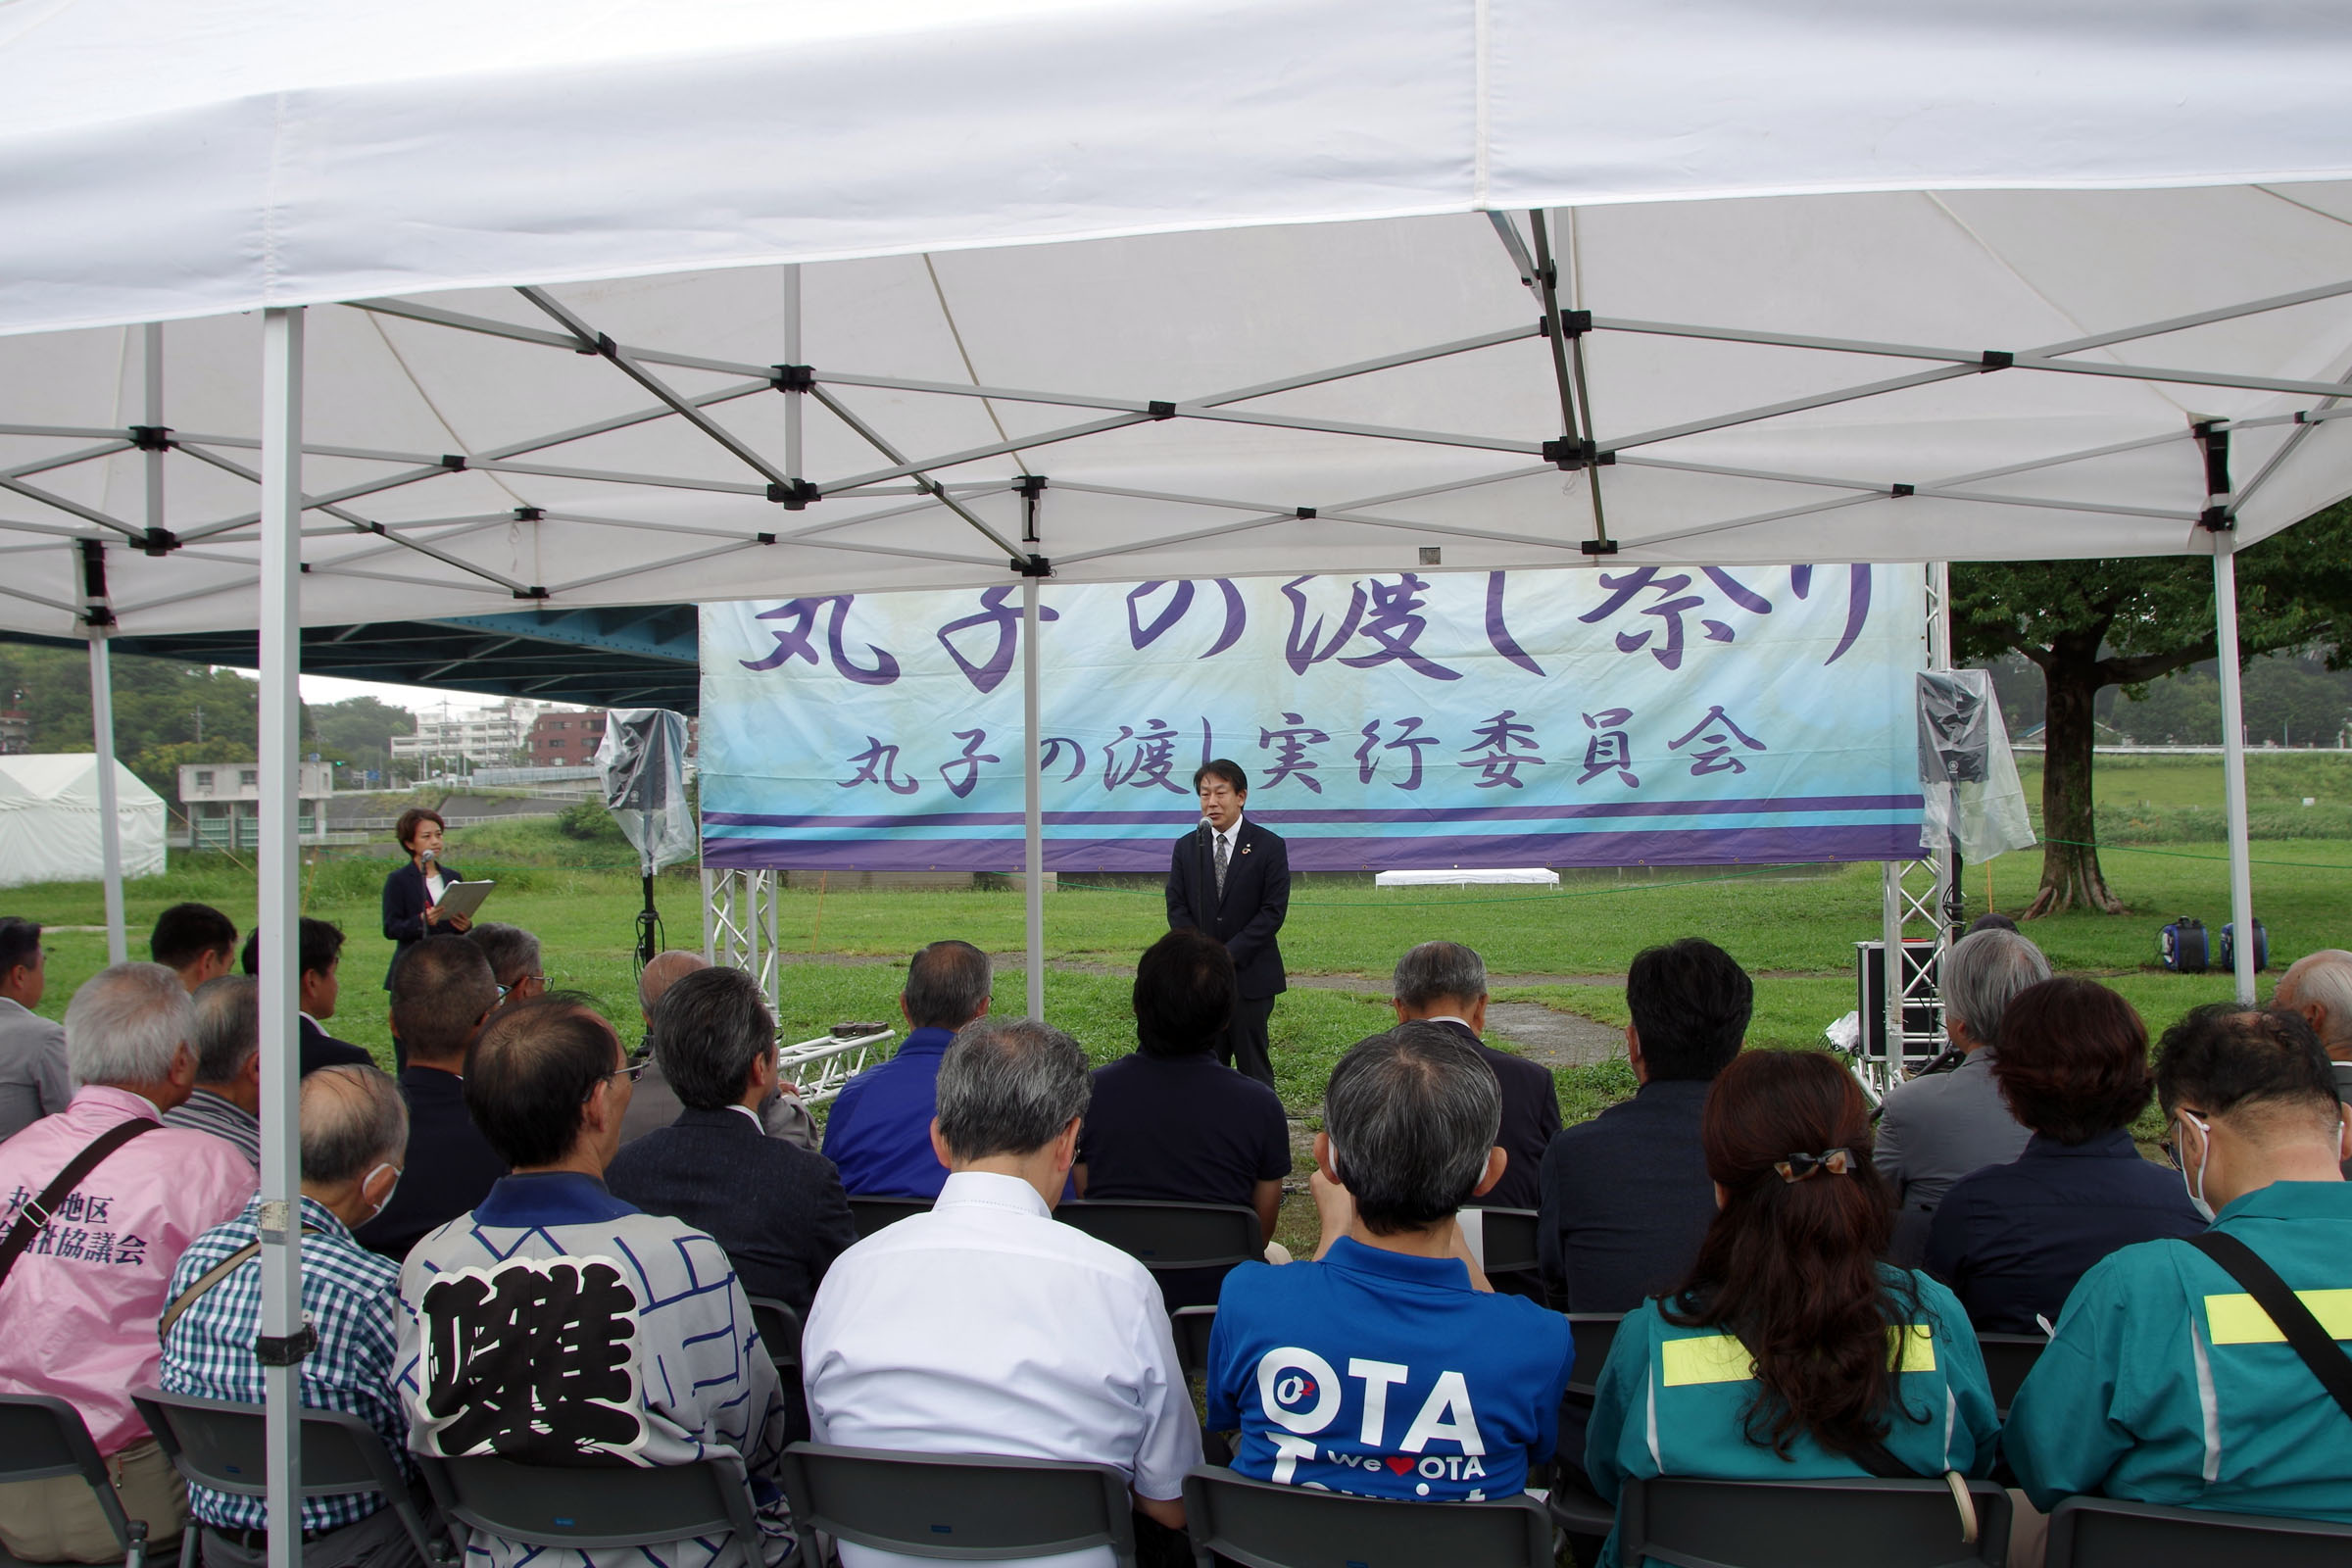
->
[803,1170,1201,1568]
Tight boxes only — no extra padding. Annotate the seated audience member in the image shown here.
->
[355,937,505,1261]
[466,921,546,1007]
[0,916,70,1142]
[804,1018,1200,1561]
[1390,941,1558,1212]
[1541,938,1750,1312]
[1207,1022,1574,1502]
[151,903,239,993]
[1075,929,1289,1302]
[394,996,791,1568]
[2273,949,2352,1062]
[621,952,817,1152]
[161,977,263,1167]
[162,1065,418,1568]
[1876,927,2050,1261]
[821,940,993,1198]
[1927,978,2202,1334]
[608,966,856,1318]
[2007,1004,2352,1522]
[241,919,371,1074]
[0,963,257,1562]
[1586,1051,1998,1567]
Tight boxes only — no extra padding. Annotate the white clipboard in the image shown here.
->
[433,878,496,920]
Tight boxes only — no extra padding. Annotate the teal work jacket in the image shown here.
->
[2006,1180,2352,1522]
[1585,1266,1997,1568]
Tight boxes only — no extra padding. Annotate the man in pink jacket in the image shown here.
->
[0,962,258,1561]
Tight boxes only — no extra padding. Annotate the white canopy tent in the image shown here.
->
[6,3,2352,1557]
[0,755,166,891]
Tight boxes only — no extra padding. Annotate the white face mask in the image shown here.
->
[2176,1112,2216,1224]
[363,1161,404,1223]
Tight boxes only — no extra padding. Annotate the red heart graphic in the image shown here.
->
[1384,1456,1413,1475]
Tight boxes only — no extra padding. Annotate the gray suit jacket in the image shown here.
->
[1874,1045,2031,1263]
[0,998,71,1143]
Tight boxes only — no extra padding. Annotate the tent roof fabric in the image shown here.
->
[2,4,2351,640]
[0,754,164,807]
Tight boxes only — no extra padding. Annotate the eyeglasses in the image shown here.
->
[608,1060,649,1084]
[2161,1106,2211,1170]
[495,974,551,1000]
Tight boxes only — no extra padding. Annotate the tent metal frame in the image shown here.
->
[11,212,2312,1568]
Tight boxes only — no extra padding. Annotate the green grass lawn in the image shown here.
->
[7,789,2344,1133]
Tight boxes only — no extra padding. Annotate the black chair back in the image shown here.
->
[1565,1312,1624,1399]
[780,1442,1135,1565]
[0,1394,149,1566]
[1620,1475,2011,1568]
[1477,1206,1542,1280]
[1054,1200,1261,1270]
[1975,1334,2044,1418]
[747,1298,803,1375]
[846,1196,933,1238]
[416,1452,763,1553]
[2046,1494,2352,1567]
[1169,1305,1216,1384]
[1182,1464,1550,1568]
[130,1387,448,1564]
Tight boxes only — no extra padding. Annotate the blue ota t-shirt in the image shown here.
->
[1206,1236,1574,1500]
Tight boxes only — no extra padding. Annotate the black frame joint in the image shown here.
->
[1980,350,2014,370]
[1295,507,1317,520]
[771,364,815,392]
[139,527,177,557]
[81,607,116,629]
[514,585,550,600]
[254,1323,318,1368]
[1147,400,1178,420]
[595,332,619,360]
[767,479,820,510]
[512,507,545,522]
[1890,483,1915,498]
[1542,438,1604,470]
[1013,474,1048,500]
[439,454,468,471]
[127,425,172,453]
[756,532,776,546]
[1013,554,1054,578]
[1580,538,1620,557]
[2199,506,2234,534]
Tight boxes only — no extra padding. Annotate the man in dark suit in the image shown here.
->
[356,935,506,1260]
[609,965,857,1325]
[1390,941,1558,1212]
[241,918,372,1075]
[1165,759,1288,1088]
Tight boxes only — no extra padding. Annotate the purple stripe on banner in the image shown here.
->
[701,793,1926,832]
[701,823,1926,874]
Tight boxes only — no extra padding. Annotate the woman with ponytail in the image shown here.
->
[1583,1050,1999,1567]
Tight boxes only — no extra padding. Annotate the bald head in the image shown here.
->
[2275,950,2352,1061]
[639,950,710,1023]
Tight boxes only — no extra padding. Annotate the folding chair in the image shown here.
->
[1974,1335,2044,1419]
[846,1196,932,1239]
[1181,1464,1551,1568]
[1475,1205,1542,1281]
[128,1388,448,1568]
[1564,1312,1624,1404]
[1617,1474,2012,1568]
[0,1396,153,1568]
[414,1452,764,1561]
[1169,1305,1216,1386]
[747,1297,811,1446]
[2044,1494,2352,1567]
[1054,1200,1261,1273]
[779,1443,1136,1566]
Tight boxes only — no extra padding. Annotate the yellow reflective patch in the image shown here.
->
[1661,1335,1755,1387]
[1659,1326,1936,1388]
[2204,1289,2352,1346]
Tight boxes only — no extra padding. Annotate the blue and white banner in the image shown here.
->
[699,566,1925,872]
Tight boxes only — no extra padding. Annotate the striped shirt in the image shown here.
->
[161,1089,261,1169]
[161,1195,408,1535]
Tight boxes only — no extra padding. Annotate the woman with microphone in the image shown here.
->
[381,807,471,988]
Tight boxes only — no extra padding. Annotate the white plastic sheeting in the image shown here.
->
[0,755,167,889]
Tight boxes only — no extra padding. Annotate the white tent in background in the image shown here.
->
[5,3,2352,1556]
[0,755,166,889]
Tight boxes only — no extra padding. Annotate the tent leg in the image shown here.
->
[1022,573,1045,1021]
[2213,536,2258,1004]
[85,630,127,964]
[256,306,307,1568]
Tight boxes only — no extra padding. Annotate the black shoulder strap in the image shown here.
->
[2188,1230,2352,1428]
[0,1118,162,1290]
[1848,1438,1925,1480]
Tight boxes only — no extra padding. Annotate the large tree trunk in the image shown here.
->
[2027,656,2125,915]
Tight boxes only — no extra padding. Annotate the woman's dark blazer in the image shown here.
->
[382,858,462,988]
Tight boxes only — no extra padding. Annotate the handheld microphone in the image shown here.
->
[420,848,437,863]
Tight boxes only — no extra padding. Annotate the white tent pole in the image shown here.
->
[2213,533,2258,1004]
[1022,569,1045,1021]
[783,264,804,481]
[255,305,308,1568]
[84,623,126,964]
